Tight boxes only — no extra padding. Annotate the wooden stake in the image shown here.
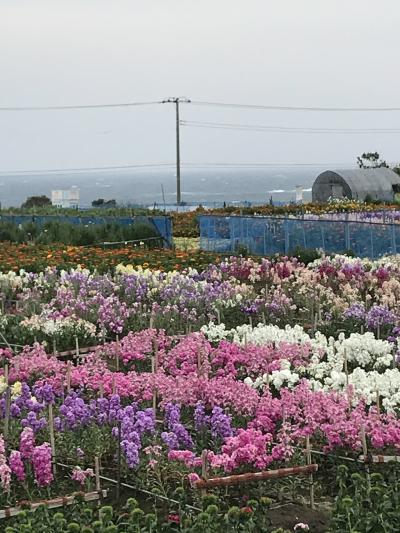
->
[75,336,80,360]
[151,345,158,419]
[306,436,315,510]
[66,362,72,393]
[95,456,101,493]
[48,403,57,475]
[111,375,116,395]
[99,382,104,399]
[53,339,57,356]
[360,424,371,487]
[343,348,349,388]
[201,450,208,496]
[3,364,10,448]
[376,389,380,416]
[116,423,121,501]
[151,338,159,371]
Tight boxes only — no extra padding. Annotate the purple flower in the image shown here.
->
[366,305,396,329]
[343,303,365,321]
[210,406,233,440]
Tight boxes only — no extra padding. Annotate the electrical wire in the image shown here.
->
[181,162,354,168]
[0,101,162,111]
[181,120,400,134]
[188,100,400,112]
[0,163,175,175]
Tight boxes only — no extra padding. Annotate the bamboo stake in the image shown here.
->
[193,464,319,490]
[95,456,101,493]
[75,336,80,360]
[343,348,349,388]
[200,450,208,495]
[53,338,57,356]
[48,403,57,475]
[376,389,380,416]
[306,436,315,510]
[111,375,116,395]
[99,382,104,399]
[360,424,371,488]
[115,335,120,372]
[149,315,154,330]
[3,364,10,448]
[116,422,122,501]
[66,361,72,393]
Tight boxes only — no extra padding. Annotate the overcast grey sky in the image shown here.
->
[2,0,400,173]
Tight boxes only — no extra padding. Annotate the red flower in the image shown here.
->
[168,514,180,523]
[241,506,253,513]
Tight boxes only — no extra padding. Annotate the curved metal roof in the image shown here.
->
[329,168,400,194]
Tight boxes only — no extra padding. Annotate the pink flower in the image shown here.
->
[0,463,11,492]
[20,428,35,460]
[71,466,94,485]
[32,443,53,487]
[9,451,25,481]
[187,472,201,486]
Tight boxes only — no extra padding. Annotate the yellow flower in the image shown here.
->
[11,381,22,399]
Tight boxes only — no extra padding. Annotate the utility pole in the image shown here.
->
[162,97,190,205]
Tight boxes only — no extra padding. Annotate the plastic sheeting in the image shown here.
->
[199,215,400,258]
[0,215,173,247]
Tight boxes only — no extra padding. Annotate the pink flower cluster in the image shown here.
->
[71,466,94,485]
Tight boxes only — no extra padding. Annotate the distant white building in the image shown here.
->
[51,188,80,209]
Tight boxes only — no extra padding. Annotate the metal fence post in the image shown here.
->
[391,224,397,255]
[345,220,350,250]
[284,219,290,255]
[370,226,374,258]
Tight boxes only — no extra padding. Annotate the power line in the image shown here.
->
[0,162,355,175]
[188,100,400,112]
[0,101,162,111]
[0,163,175,176]
[182,162,355,168]
[181,120,400,134]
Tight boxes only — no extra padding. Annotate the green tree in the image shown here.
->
[357,152,389,169]
[21,195,52,208]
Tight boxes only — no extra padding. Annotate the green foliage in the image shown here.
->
[291,246,321,265]
[4,495,284,532]
[329,463,400,532]
[21,196,52,209]
[356,152,389,169]
[0,220,161,247]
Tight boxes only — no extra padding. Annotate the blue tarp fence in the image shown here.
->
[199,215,400,258]
[0,215,173,247]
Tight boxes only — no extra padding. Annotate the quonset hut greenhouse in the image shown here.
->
[312,168,400,203]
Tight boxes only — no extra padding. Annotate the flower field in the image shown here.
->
[1,254,400,530]
[0,242,217,273]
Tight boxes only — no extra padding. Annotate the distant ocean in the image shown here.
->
[0,168,319,208]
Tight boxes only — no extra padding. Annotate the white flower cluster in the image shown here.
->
[204,322,400,410]
[20,315,97,338]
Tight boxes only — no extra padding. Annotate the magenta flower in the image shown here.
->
[32,443,53,486]
[9,451,25,481]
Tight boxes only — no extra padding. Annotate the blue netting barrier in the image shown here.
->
[198,215,400,258]
[0,215,173,247]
